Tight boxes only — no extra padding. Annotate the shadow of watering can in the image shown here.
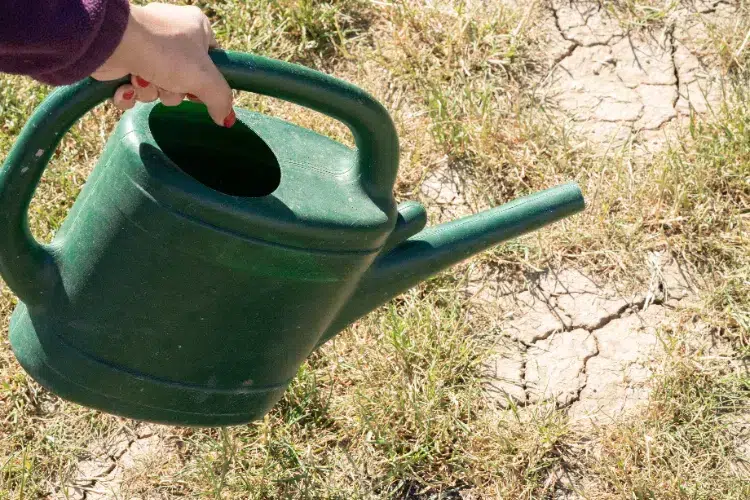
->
[0,51,585,426]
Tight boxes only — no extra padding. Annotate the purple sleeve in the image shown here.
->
[0,0,130,85]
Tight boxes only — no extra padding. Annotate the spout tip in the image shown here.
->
[558,181,586,212]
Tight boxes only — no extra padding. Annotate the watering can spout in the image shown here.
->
[318,182,585,346]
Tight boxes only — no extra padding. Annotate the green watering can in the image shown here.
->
[0,51,584,426]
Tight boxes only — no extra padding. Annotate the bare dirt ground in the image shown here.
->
[542,0,731,150]
[55,425,182,499]
[480,256,705,426]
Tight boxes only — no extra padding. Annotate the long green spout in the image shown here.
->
[317,182,585,346]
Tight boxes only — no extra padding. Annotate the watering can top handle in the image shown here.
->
[216,50,399,197]
[0,50,399,307]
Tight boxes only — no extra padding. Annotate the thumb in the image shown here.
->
[191,57,234,127]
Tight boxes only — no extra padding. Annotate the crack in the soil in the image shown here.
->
[552,41,580,66]
[626,21,682,132]
[579,36,623,48]
[519,342,529,404]
[635,82,680,87]
[634,104,646,123]
[641,113,678,130]
[64,428,155,499]
[549,3,582,66]
[696,0,732,15]
[668,22,680,111]
[521,324,568,345]
[573,303,633,331]
[573,333,601,406]
[76,458,121,498]
[549,1,625,47]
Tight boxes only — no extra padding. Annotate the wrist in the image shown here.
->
[119,8,147,70]
[93,5,149,80]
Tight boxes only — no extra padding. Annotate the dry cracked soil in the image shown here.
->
[477,0,739,425]
[55,425,183,499]
[53,1,745,496]
[543,0,731,149]
[480,256,699,426]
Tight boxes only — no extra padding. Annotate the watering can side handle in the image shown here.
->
[0,78,126,307]
[209,50,399,203]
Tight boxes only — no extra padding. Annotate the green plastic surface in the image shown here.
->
[0,50,585,426]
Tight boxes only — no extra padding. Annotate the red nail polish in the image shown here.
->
[223,110,236,128]
[135,76,150,88]
[123,90,135,100]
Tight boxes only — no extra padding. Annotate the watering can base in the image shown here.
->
[9,305,286,427]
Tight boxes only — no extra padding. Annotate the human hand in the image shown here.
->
[91,3,235,127]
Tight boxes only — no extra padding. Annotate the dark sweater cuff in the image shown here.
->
[35,0,130,86]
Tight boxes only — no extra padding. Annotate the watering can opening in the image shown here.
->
[148,101,282,198]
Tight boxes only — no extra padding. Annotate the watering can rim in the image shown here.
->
[107,102,396,254]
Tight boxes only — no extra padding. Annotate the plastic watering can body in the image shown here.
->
[0,51,585,426]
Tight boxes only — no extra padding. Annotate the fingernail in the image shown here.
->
[135,76,150,88]
[123,90,135,100]
[223,109,236,128]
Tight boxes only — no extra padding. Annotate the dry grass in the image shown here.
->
[565,356,750,499]
[0,0,748,498]
[605,0,681,30]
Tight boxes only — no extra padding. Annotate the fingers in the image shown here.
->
[116,76,185,109]
[158,89,185,107]
[114,66,232,128]
[198,23,234,126]
[131,75,158,102]
[190,56,234,127]
[113,84,137,110]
